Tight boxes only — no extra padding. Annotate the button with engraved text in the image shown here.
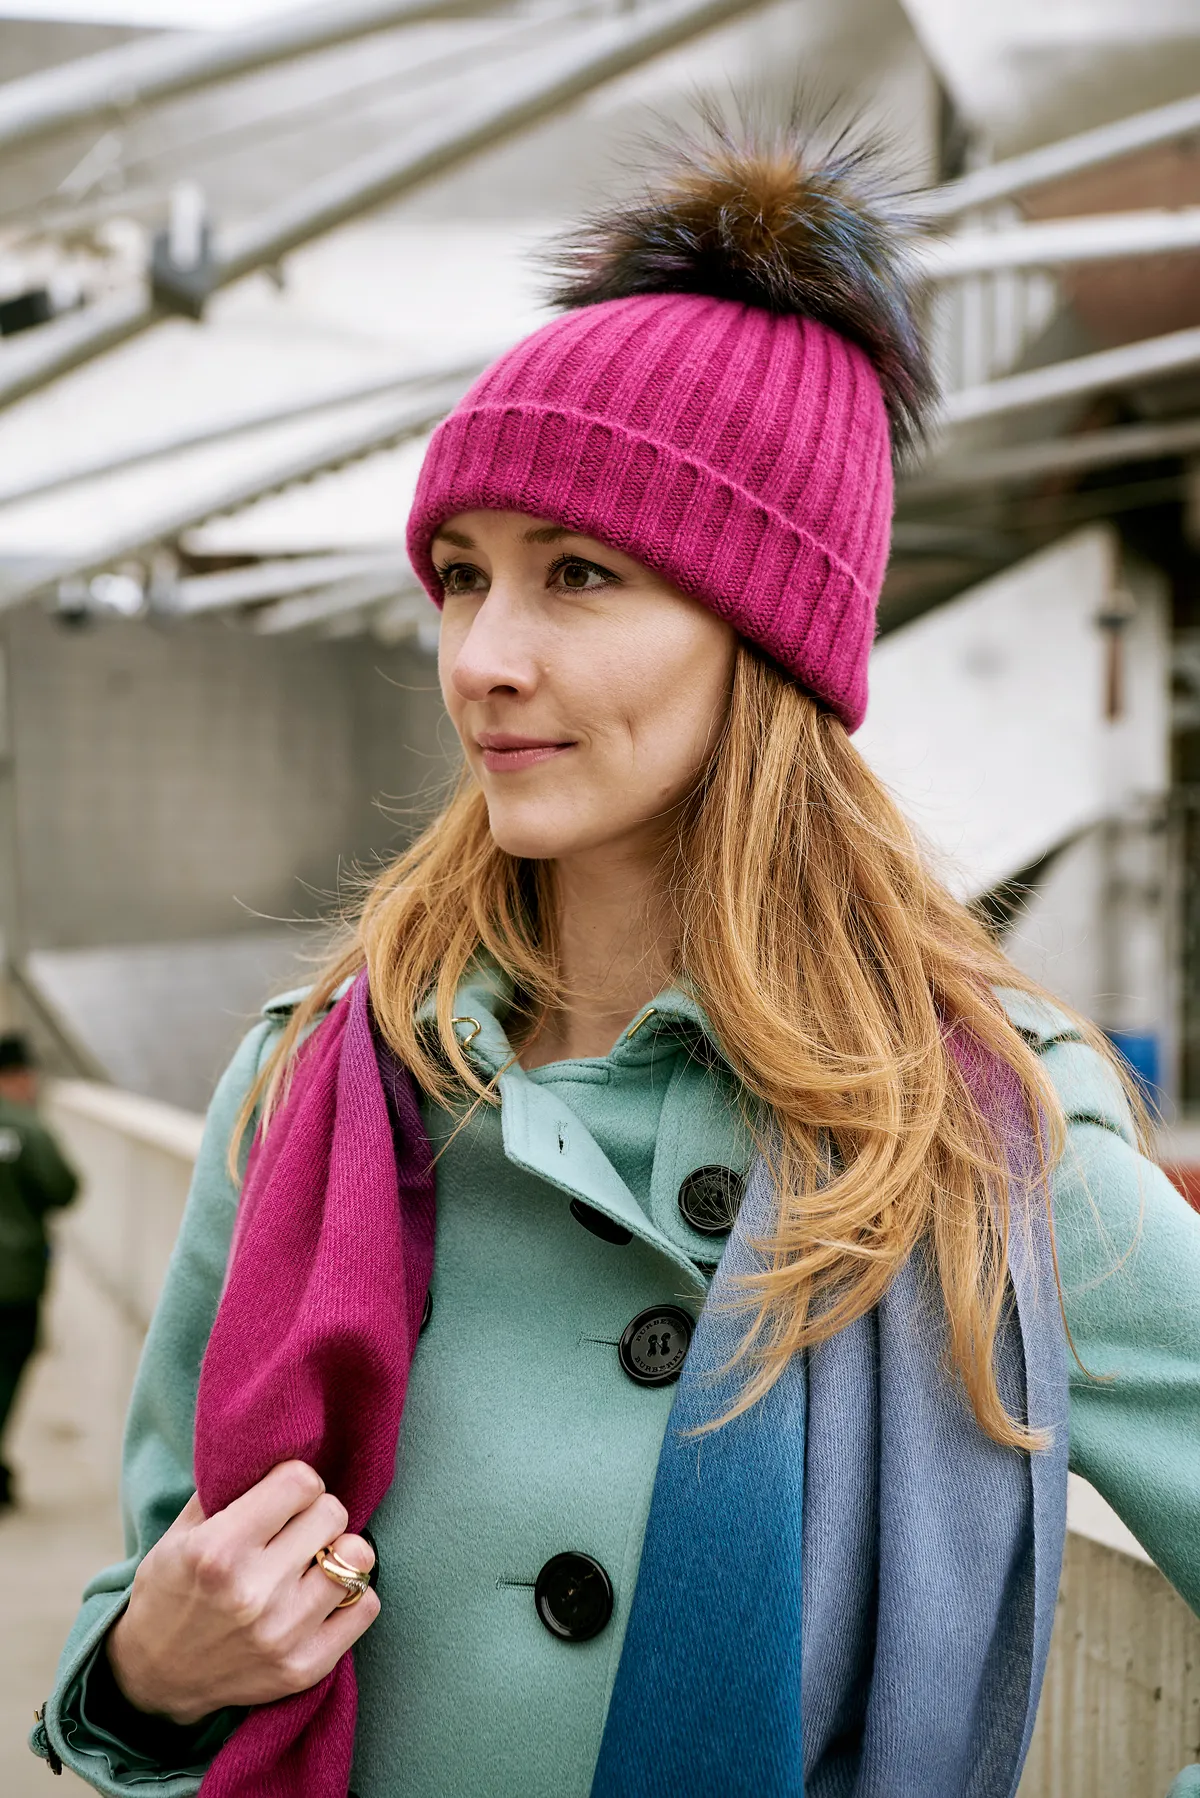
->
[535,1552,613,1642]
[618,1305,693,1387]
[677,1165,744,1236]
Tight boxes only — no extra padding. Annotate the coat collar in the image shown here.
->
[412,959,733,1295]
[414,955,730,1082]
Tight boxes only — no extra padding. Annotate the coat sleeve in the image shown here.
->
[32,1018,278,1795]
[18,1112,79,1215]
[1025,1026,1200,1617]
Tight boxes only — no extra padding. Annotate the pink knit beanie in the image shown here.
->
[407,131,931,733]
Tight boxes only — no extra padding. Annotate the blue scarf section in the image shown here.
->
[591,1153,1068,1798]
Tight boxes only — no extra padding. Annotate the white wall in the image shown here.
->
[899,0,1200,154]
[858,526,1170,899]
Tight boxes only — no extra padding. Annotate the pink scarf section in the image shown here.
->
[193,972,435,1798]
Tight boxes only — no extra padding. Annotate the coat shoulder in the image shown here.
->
[996,986,1135,1147]
[261,984,312,1021]
[260,976,353,1024]
[995,985,1080,1051]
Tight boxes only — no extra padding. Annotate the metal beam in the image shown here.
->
[904,414,1200,497]
[166,551,411,615]
[371,589,432,644]
[942,324,1200,428]
[0,288,161,414]
[0,0,764,415]
[0,374,469,614]
[252,567,420,633]
[918,206,1200,280]
[0,0,480,157]
[915,89,1200,223]
[216,0,769,282]
[0,11,531,238]
[0,357,485,509]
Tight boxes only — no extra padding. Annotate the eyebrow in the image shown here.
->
[430,523,577,551]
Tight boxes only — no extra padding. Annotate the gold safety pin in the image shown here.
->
[625,1006,658,1042]
[452,1015,482,1048]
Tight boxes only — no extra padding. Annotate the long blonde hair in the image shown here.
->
[242,642,1142,1449]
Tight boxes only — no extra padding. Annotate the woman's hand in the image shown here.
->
[105,1460,379,1725]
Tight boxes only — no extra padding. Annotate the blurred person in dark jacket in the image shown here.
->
[0,1031,78,1508]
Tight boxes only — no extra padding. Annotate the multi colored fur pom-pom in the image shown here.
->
[546,109,934,455]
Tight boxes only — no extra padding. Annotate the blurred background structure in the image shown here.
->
[1,0,1200,1792]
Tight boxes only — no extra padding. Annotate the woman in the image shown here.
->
[35,127,1200,1798]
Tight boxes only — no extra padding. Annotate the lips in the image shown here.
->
[475,733,576,773]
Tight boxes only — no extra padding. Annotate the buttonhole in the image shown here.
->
[497,1576,537,1590]
[579,1333,620,1348]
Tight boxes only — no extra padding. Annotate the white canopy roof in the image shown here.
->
[0,218,552,575]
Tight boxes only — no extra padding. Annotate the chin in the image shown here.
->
[483,799,598,862]
[486,820,574,861]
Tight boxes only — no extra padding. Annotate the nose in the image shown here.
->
[447,589,538,704]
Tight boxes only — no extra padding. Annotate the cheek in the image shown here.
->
[608,630,733,789]
[625,695,714,800]
[436,621,462,723]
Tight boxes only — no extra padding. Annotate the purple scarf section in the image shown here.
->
[193,973,435,1798]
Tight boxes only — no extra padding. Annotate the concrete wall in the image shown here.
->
[999,552,1175,1101]
[858,530,1172,907]
[347,626,458,877]
[39,1079,201,1493]
[0,605,453,956]
[1019,1532,1200,1798]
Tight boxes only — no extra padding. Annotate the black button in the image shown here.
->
[534,1552,613,1641]
[677,1164,744,1236]
[420,1288,432,1332]
[618,1305,693,1387]
[570,1198,633,1246]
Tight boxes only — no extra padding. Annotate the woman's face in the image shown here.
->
[434,510,737,863]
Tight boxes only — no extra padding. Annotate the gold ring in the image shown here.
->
[315,1547,370,1608]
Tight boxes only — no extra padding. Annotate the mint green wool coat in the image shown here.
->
[34,972,1200,1797]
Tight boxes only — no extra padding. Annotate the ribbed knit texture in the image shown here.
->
[406,293,894,731]
[192,974,435,1798]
